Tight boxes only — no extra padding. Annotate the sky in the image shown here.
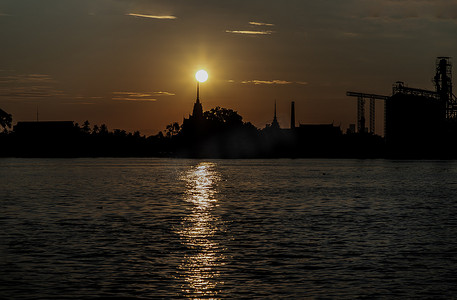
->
[1,0,457,136]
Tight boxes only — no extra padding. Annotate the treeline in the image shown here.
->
[0,107,260,157]
[0,117,170,157]
[0,106,387,158]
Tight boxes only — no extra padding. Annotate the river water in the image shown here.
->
[1,158,457,299]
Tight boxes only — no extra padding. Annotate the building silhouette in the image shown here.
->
[261,100,344,157]
[385,82,446,152]
[14,121,77,138]
[384,58,457,157]
[12,121,78,157]
[347,57,457,158]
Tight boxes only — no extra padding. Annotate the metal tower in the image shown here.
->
[346,91,389,134]
[434,57,457,119]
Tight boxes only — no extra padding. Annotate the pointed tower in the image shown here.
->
[271,100,280,129]
[192,81,203,119]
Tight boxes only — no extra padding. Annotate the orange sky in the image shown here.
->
[1,0,457,136]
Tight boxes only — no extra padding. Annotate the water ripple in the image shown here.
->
[1,158,457,298]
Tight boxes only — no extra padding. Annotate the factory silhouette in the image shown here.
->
[1,57,457,158]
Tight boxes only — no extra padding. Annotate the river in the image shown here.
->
[1,158,457,298]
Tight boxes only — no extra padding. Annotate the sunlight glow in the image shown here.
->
[177,162,225,298]
[195,70,209,83]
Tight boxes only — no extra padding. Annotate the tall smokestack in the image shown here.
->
[290,101,295,129]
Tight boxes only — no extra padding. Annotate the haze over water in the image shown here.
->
[1,158,457,298]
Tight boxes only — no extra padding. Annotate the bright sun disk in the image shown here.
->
[196,70,208,83]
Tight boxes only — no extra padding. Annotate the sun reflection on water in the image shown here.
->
[177,162,225,299]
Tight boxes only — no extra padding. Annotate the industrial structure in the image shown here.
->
[346,91,388,134]
[347,57,457,155]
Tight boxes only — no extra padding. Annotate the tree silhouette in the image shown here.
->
[165,122,180,138]
[82,120,91,134]
[0,108,12,132]
[113,129,127,137]
[92,124,99,135]
[99,124,108,135]
[204,106,243,127]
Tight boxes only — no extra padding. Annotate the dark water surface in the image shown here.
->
[1,158,457,299]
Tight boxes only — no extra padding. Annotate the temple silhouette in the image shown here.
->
[1,56,457,158]
[181,80,205,139]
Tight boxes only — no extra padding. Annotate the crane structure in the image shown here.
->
[346,91,389,134]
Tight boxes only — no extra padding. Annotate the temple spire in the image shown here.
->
[192,81,203,119]
[196,82,200,103]
[271,100,280,129]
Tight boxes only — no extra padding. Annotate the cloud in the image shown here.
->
[63,102,96,105]
[112,91,174,102]
[0,86,66,99]
[342,32,359,38]
[74,96,103,100]
[0,74,55,84]
[241,80,308,85]
[242,80,292,85]
[226,20,275,36]
[226,30,274,35]
[249,21,275,27]
[152,91,176,96]
[0,73,65,100]
[126,13,176,20]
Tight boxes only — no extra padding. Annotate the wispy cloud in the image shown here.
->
[1,89,43,98]
[342,32,359,38]
[0,86,66,99]
[249,21,275,27]
[242,80,292,85]
[126,13,176,20]
[74,95,103,100]
[63,102,96,105]
[0,73,65,100]
[152,91,175,96]
[112,91,174,102]
[226,30,274,35]
[226,20,275,35]
[241,80,308,85]
[0,74,55,84]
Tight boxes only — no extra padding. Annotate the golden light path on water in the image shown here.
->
[177,162,225,299]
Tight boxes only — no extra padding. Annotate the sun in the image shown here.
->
[195,70,208,83]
